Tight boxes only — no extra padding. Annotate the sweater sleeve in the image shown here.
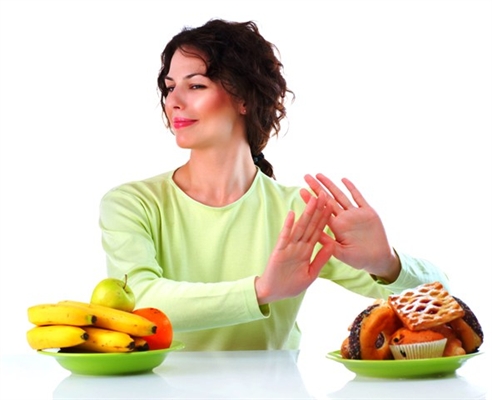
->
[99,187,269,333]
[319,250,450,298]
[379,251,450,293]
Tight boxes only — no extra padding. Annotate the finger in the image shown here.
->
[304,174,327,199]
[276,210,295,250]
[290,195,318,242]
[341,177,370,208]
[299,188,313,205]
[318,232,341,260]
[307,205,331,244]
[301,174,341,209]
[304,175,343,215]
[316,173,355,210]
[300,191,328,242]
[318,231,334,246]
[309,243,334,277]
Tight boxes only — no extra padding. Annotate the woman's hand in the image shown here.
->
[300,173,400,283]
[255,191,334,305]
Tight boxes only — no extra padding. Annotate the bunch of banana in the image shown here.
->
[26,301,157,353]
[64,327,136,353]
[58,300,156,336]
[27,325,89,350]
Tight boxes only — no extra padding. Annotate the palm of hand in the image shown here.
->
[326,205,389,270]
[267,237,321,288]
[303,174,394,273]
[256,193,333,304]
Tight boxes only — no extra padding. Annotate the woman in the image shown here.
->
[99,19,449,350]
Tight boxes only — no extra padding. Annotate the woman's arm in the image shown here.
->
[100,189,268,332]
[99,184,334,332]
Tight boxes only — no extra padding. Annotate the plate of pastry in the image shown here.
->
[326,350,482,378]
[328,282,484,378]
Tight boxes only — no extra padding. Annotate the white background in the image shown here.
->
[1,0,491,356]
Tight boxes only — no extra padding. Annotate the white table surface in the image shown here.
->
[0,348,489,399]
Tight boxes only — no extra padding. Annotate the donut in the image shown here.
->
[340,336,350,359]
[448,296,483,353]
[347,302,402,360]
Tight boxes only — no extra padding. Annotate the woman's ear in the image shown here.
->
[238,101,247,115]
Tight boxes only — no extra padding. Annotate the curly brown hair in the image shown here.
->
[157,19,293,178]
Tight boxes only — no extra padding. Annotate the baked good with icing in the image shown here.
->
[387,282,465,331]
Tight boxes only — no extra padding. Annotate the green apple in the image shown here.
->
[90,275,135,312]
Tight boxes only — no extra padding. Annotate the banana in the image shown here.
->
[58,300,157,337]
[28,303,97,326]
[132,336,149,351]
[72,327,135,353]
[26,325,89,350]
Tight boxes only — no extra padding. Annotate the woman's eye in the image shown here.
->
[165,84,205,95]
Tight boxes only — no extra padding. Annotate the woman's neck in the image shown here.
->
[173,148,258,207]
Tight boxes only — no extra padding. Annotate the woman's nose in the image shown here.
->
[166,87,184,110]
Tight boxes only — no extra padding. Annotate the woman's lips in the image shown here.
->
[173,118,196,129]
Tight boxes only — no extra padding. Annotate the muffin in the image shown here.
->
[389,328,447,360]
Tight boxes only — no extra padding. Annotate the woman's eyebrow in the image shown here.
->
[164,73,206,81]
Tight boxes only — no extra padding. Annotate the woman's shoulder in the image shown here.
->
[102,170,175,200]
[256,172,303,203]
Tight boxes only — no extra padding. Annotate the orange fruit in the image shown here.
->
[132,307,173,350]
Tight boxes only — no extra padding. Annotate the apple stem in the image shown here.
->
[123,274,128,290]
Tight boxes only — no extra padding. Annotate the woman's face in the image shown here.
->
[164,48,245,151]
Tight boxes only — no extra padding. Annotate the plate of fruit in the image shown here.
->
[38,341,185,375]
[26,276,184,375]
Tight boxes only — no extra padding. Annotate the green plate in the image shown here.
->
[326,350,482,378]
[38,341,185,375]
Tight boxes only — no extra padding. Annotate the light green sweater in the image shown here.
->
[99,169,449,350]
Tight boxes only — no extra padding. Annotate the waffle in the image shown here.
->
[388,282,464,331]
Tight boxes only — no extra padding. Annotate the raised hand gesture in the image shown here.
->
[255,191,334,305]
[300,173,400,282]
